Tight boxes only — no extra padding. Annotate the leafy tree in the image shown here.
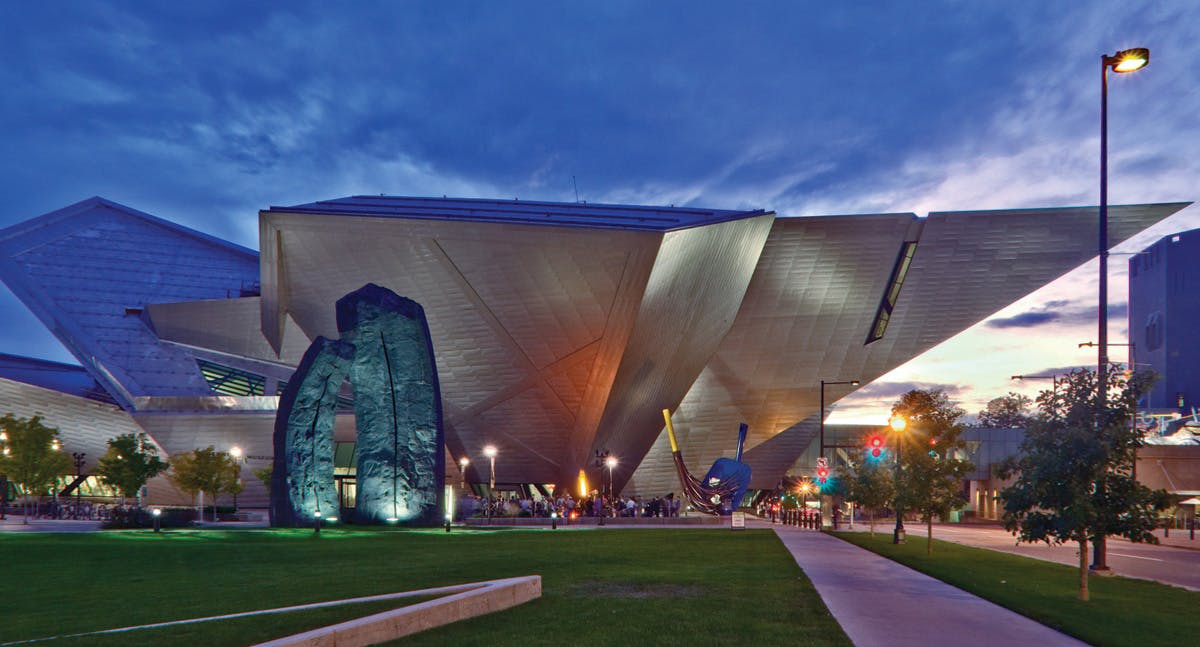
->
[93,433,168,505]
[891,390,974,555]
[1000,366,1168,601]
[0,414,73,524]
[840,457,894,535]
[253,464,272,494]
[169,447,237,521]
[977,392,1033,428]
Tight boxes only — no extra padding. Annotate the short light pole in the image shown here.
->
[152,507,162,533]
[483,445,497,523]
[890,414,908,544]
[1096,46,1149,573]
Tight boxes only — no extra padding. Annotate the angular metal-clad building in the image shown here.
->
[0,195,1189,507]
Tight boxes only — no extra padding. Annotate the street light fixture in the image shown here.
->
[605,455,618,500]
[1095,46,1149,572]
[483,445,497,491]
[229,446,243,511]
[889,414,907,544]
[458,456,470,491]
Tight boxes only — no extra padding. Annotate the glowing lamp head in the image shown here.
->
[605,456,618,469]
[1109,47,1149,73]
[889,415,907,432]
[151,508,162,517]
[483,445,498,459]
[230,446,242,459]
[459,456,470,468]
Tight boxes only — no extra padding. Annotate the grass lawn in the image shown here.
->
[1,527,849,646]
[833,531,1200,647]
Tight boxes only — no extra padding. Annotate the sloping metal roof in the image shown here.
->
[266,195,767,232]
[0,197,261,407]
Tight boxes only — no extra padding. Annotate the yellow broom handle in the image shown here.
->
[662,408,679,453]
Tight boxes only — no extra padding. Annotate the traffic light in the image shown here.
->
[867,435,885,458]
[816,465,830,484]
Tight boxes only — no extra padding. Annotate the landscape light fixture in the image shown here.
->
[1095,45,1148,571]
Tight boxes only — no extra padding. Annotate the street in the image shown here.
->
[892,523,1200,591]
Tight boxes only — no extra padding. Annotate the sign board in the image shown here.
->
[731,511,746,530]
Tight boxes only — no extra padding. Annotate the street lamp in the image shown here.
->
[458,456,470,489]
[605,455,618,499]
[229,446,243,513]
[890,414,907,544]
[1096,46,1149,572]
[483,445,497,491]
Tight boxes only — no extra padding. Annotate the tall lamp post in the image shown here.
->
[605,455,618,500]
[890,414,907,544]
[483,445,497,491]
[1097,46,1149,572]
[229,446,243,513]
[458,456,470,490]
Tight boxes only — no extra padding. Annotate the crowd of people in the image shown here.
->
[459,490,684,519]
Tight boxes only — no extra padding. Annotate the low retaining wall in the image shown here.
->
[253,575,541,647]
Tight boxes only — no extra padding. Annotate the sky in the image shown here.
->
[1,1,1197,423]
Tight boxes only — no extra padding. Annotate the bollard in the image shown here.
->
[1190,519,1195,540]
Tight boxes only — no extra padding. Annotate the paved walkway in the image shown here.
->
[765,522,1087,647]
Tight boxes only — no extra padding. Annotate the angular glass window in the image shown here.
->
[866,242,917,344]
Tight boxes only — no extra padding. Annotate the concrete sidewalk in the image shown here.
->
[767,523,1086,647]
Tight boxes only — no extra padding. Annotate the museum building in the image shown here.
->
[0,195,1187,510]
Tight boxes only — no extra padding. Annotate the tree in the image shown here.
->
[891,390,974,555]
[1000,366,1168,601]
[840,457,894,535]
[93,433,168,505]
[169,447,237,522]
[253,465,272,495]
[0,414,73,524]
[977,392,1033,428]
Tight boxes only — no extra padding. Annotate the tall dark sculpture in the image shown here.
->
[661,409,752,515]
[338,284,444,525]
[270,284,444,526]
[270,337,353,527]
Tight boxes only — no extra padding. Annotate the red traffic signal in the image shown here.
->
[815,466,830,484]
[867,435,884,458]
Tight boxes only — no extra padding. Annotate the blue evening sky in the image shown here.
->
[1,1,1197,420]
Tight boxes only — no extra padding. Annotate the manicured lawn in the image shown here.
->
[833,531,1200,647]
[1,528,849,646]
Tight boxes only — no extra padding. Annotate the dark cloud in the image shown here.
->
[987,311,1059,329]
